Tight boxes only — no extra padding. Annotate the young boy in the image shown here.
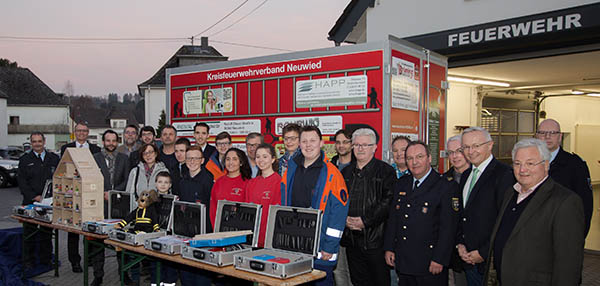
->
[151,171,178,286]
[155,171,173,195]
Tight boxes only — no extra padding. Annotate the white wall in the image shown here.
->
[7,105,70,125]
[0,98,7,148]
[445,82,479,140]
[144,87,166,129]
[366,0,597,41]
[542,95,600,150]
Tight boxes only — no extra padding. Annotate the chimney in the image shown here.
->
[201,37,208,49]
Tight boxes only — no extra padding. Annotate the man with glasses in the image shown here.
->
[206,131,231,181]
[483,138,584,285]
[331,129,354,171]
[341,128,395,286]
[279,123,302,175]
[60,121,101,273]
[245,132,263,178]
[281,125,349,286]
[128,125,158,170]
[455,127,515,286]
[383,141,460,286]
[117,124,141,157]
[535,119,593,236]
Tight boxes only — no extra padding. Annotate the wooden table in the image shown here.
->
[104,239,326,286]
[12,215,112,286]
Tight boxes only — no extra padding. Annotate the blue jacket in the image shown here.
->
[281,151,349,266]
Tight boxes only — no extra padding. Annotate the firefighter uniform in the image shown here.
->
[383,169,461,285]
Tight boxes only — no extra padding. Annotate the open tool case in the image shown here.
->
[234,205,322,279]
[82,219,121,234]
[182,200,262,267]
[144,201,206,255]
[108,190,135,219]
[156,194,177,231]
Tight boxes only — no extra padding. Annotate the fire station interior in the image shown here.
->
[445,49,600,250]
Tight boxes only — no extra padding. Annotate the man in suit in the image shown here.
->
[91,129,130,286]
[18,132,60,272]
[193,122,216,162]
[535,118,593,236]
[60,121,101,273]
[456,127,515,286]
[384,141,461,285]
[483,138,584,285]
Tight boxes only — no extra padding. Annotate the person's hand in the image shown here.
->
[346,217,365,230]
[457,244,470,263]
[466,250,484,264]
[114,224,122,229]
[320,251,332,261]
[33,195,42,202]
[385,251,395,267]
[429,261,443,274]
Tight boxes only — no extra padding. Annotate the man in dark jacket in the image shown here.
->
[456,127,515,286]
[60,121,101,273]
[18,132,59,271]
[341,128,395,286]
[91,129,131,286]
[535,118,593,236]
[331,129,354,171]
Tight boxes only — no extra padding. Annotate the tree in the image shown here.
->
[157,109,166,138]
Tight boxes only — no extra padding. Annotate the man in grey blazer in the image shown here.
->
[484,138,585,286]
[91,129,131,286]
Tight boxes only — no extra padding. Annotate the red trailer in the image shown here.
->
[166,36,448,171]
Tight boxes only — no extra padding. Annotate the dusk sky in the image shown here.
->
[1,0,349,97]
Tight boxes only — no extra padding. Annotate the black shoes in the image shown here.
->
[72,263,83,273]
[91,277,103,286]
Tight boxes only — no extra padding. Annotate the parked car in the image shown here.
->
[0,147,25,160]
[0,157,19,188]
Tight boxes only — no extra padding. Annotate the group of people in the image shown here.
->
[18,117,592,286]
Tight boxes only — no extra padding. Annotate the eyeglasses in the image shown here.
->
[75,129,89,133]
[461,140,491,152]
[142,151,155,156]
[446,149,463,156]
[246,143,260,148]
[513,160,545,169]
[124,131,137,135]
[352,143,375,149]
[283,136,299,142]
[186,157,203,162]
[536,131,561,137]
[406,154,427,162]
[335,140,352,145]
[216,142,231,147]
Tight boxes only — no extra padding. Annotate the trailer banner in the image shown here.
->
[391,57,420,111]
[295,75,367,108]
[275,116,342,135]
[183,88,233,115]
[173,119,261,137]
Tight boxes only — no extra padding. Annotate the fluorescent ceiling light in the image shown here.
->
[587,93,600,97]
[448,76,510,87]
[571,90,585,95]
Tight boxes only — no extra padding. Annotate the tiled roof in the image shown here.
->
[0,66,66,105]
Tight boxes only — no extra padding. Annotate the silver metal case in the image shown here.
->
[144,201,206,255]
[108,229,166,245]
[32,205,53,223]
[182,200,262,266]
[13,205,36,218]
[82,219,120,235]
[234,205,322,279]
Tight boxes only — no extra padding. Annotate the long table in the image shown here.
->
[104,239,326,286]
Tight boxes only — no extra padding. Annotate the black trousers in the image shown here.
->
[396,269,448,286]
[23,223,52,266]
[68,232,81,265]
[346,246,390,286]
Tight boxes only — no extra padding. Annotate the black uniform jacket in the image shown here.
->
[93,152,130,191]
[549,147,593,236]
[383,169,461,275]
[60,141,101,157]
[457,157,514,273]
[483,178,585,286]
[18,150,60,205]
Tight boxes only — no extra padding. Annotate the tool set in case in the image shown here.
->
[82,219,121,235]
[234,205,322,279]
[108,190,135,219]
[144,201,206,255]
[156,194,177,231]
[32,205,53,223]
[182,200,262,266]
[13,205,36,218]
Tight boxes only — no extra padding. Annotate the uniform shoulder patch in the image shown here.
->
[340,189,348,203]
[452,197,460,212]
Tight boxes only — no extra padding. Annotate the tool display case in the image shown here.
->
[234,205,322,279]
[82,219,121,235]
[144,201,206,255]
[182,200,262,266]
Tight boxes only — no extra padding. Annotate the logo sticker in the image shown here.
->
[340,189,348,203]
[452,197,460,212]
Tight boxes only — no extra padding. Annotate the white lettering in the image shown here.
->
[459,32,470,45]
[448,34,458,47]
[565,13,582,29]
[484,27,497,41]
[546,16,563,32]
[511,22,531,36]
[532,19,545,34]
[470,30,484,43]
[498,25,511,39]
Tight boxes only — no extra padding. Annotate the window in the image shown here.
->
[481,107,536,162]
[110,119,126,129]
[9,116,19,125]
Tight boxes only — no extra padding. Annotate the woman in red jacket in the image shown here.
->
[246,143,282,247]
[209,148,252,226]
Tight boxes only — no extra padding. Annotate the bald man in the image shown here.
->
[535,119,593,236]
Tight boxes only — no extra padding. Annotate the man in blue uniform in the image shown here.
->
[384,141,460,285]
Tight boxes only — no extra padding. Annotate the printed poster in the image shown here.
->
[391,57,420,111]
